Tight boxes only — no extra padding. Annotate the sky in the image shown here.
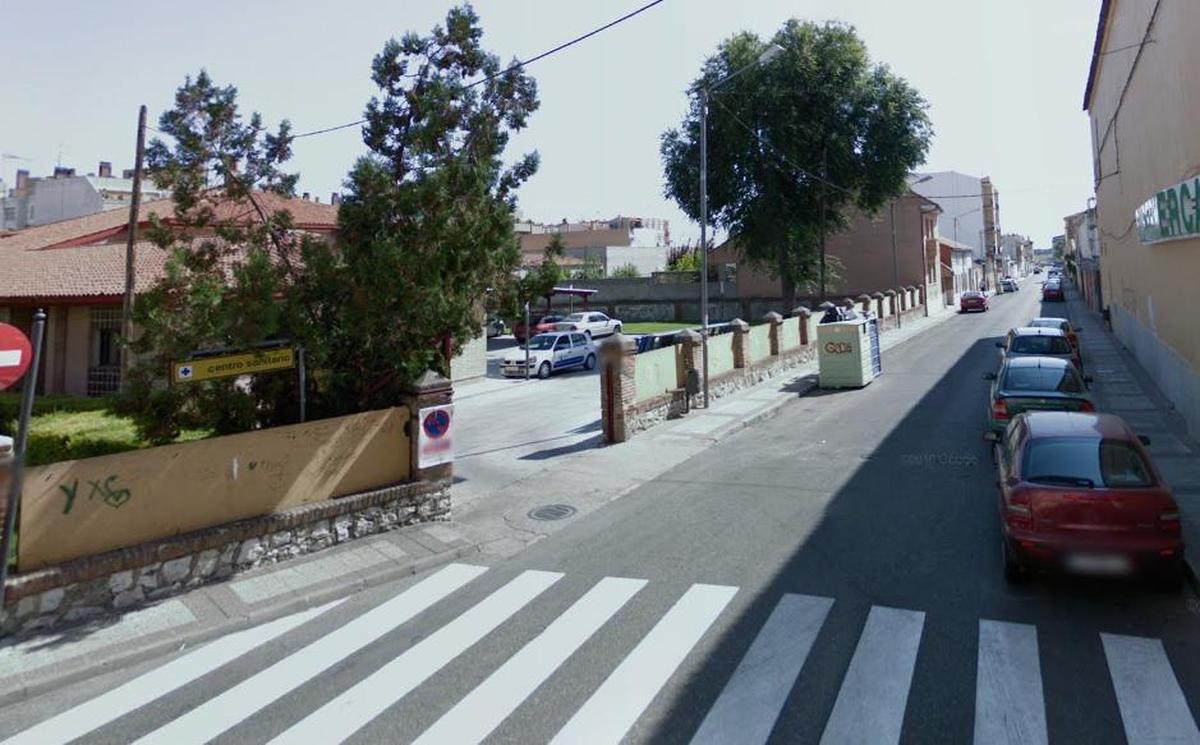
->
[1,0,1102,247]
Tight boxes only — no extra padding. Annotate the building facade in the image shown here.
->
[1084,0,1200,437]
[515,216,670,277]
[1063,206,1101,311]
[710,190,945,311]
[1,162,170,231]
[938,237,979,308]
[911,171,1003,289]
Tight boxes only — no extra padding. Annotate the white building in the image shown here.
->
[1,163,169,230]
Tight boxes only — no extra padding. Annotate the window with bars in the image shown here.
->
[87,307,122,396]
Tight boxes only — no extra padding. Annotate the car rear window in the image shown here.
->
[1023,438,1154,488]
[1003,366,1084,393]
[1010,335,1073,355]
[1029,319,1066,331]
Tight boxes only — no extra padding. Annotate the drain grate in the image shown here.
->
[528,504,577,521]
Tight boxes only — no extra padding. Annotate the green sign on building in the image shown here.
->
[1136,176,1200,245]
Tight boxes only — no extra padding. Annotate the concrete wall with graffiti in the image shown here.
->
[18,406,411,570]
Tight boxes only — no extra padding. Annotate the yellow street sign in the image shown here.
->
[171,347,295,384]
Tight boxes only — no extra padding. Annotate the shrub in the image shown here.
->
[0,394,113,435]
[611,263,641,278]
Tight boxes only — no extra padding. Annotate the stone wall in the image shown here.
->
[0,479,450,636]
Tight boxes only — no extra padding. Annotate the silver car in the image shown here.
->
[996,326,1081,370]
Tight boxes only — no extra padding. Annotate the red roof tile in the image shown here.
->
[0,192,337,301]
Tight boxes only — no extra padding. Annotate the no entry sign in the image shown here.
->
[0,323,32,391]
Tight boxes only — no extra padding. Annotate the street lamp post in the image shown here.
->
[698,44,783,408]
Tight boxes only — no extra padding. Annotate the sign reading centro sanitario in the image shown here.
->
[171,347,295,384]
[1136,176,1200,245]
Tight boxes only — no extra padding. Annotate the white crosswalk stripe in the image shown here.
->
[690,593,833,745]
[6,567,1200,745]
[414,576,647,745]
[1102,632,1200,745]
[0,599,344,745]
[270,569,563,745]
[819,605,925,745]
[134,562,487,745]
[974,620,1047,745]
[550,583,738,745]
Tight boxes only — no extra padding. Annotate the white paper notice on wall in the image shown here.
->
[417,404,454,469]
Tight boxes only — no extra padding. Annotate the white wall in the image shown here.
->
[605,245,668,277]
[912,172,986,260]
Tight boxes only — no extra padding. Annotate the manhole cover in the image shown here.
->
[528,504,577,521]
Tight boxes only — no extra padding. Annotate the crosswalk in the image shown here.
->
[3,563,1198,745]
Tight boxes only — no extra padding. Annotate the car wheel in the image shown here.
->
[1002,538,1027,585]
[613,324,622,335]
[537,361,551,380]
[584,353,596,370]
[584,330,592,340]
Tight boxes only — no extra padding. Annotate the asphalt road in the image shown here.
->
[3,281,1199,745]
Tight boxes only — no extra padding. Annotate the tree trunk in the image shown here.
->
[780,270,797,314]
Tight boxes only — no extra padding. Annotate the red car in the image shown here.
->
[990,411,1183,588]
[960,291,989,313]
[1042,282,1064,302]
[513,314,563,342]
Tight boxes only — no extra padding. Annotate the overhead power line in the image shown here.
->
[292,0,667,140]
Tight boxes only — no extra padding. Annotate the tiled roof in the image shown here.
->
[0,191,338,301]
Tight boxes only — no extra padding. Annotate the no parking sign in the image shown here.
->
[0,323,32,391]
[417,404,454,468]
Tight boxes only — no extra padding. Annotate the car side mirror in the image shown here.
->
[982,372,997,381]
[983,431,1001,442]
[995,341,1005,348]
[1138,434,1152,446]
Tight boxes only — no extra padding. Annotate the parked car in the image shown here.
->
[989,411,1184,588]
[555,311,622,339]
[1042,281,1064,302]
[984,356,1094,434]
[1000,278,1019,293]
[485,314,507,338]
[501,332,596,379]
[513,314,564,342]
[1028,317,1081,356]
[960,291,989,313]
[997,327,1081,369]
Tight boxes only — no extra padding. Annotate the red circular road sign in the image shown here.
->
[0,323,33,391]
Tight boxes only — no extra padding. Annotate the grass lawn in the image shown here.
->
[621,321,698,334]
[13,408,210,467]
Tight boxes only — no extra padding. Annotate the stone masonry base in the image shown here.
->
[0,479,450,637]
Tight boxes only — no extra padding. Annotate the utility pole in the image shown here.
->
[121,105,147,379]
[818,147,828,301]
[890,198,901,328]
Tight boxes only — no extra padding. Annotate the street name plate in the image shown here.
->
[171,347,295,384]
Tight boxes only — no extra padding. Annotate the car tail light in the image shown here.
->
[1160,511,1181,536]
[1006,492,1032,530]
[1079,400,1095,412]
[992,398,1009,421]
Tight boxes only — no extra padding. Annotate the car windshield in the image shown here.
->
[1003,365,1084,393]
[563,313,586,322]
[963,292,981,298]
[526,334,558,350]
[1029,319,1066,330]
[1010,335,1072,355]
[1024,437,1154,488]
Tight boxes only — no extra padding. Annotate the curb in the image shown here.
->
[0,540,481,708]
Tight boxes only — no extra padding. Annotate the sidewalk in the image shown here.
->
[0,304,957,705]
[1062,285,1200,583]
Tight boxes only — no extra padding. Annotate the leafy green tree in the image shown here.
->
[667,243,701,272]
[661,20,933,308]
[611,263,641,278]
[289,5,539,413]
[117,70,300,443]
[572,255,605,280]
[494,233,564,319]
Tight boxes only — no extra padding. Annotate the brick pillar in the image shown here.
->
[898,288,908,311]
[400,370,454,483]
[599,333,637,443]
[918,284,928,316]
[763,311,783,355]
[729,318,750,368]
[856,294,872,315]
[793,306,812,346]
[840,297,856,312]
[873,292,885,319]
[885,289,897,316]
